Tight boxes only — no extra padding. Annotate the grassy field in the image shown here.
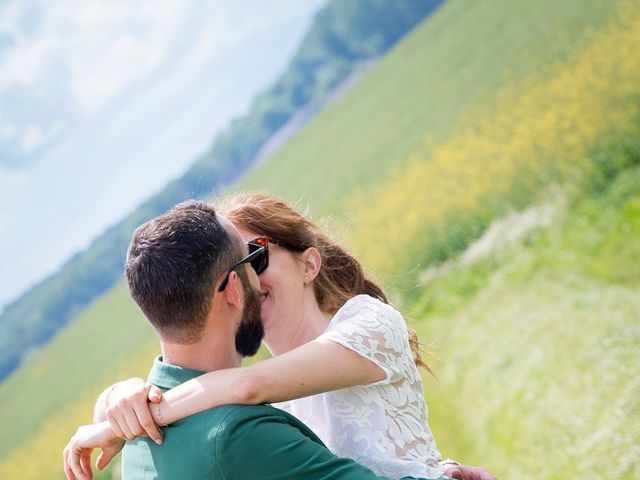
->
[235,0,620,215]
[345,0,640,283]
[1,0,638,478]
[418,166,640,478]
[0,283,158,477]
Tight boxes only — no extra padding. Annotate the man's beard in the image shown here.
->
[235,273,265,357]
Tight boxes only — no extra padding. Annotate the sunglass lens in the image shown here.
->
[247,238,269,274]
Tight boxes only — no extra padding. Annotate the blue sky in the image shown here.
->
[0,0,327,311]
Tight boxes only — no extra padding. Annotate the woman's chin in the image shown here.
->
[259,301,274,330]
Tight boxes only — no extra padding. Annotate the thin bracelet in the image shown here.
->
[154,403,168,427]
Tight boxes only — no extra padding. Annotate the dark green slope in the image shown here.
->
[0,0,443,382]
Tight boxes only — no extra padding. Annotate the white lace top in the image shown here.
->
[275,295,444,479]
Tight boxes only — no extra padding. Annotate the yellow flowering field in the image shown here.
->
[347,1,640,282]
[0,340,157,479]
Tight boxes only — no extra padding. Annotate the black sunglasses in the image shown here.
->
[218,236,269,292]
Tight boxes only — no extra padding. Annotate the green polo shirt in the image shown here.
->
[121,357,408,480]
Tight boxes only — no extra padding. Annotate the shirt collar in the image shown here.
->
[147,356,205,389]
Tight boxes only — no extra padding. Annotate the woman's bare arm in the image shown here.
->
[93,381,127,422]
[107,339,385,438]
[158,339,385,423]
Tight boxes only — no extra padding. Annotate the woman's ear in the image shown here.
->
[301,247,322,284]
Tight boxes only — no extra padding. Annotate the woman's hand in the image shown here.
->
[105,377,164,444]
[444,463,497,480]
[63,422,124,480]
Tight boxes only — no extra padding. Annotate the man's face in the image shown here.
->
[219,214,265,357]
[235,270,264,357]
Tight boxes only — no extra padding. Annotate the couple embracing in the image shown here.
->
[64,192,495,480]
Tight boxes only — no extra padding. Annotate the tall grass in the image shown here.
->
[346,0,640,286]
[236,0,621,215]
[418,166,640,478]
[0,283,158,478]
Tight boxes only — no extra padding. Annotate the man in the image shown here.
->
[63,200,494,480]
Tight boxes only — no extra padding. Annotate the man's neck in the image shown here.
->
[161,332,241,373]
[160,342,241,372]
[160,303,245,372]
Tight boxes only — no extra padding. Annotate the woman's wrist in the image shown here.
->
[94,381,123,422]
[105,378,145,408]
[150,400,168,427]
[103,382,120,409]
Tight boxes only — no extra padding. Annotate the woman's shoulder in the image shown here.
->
[334,294,406,330]
[341,294,400,317]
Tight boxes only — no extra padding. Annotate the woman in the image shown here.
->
[76,193,478,479]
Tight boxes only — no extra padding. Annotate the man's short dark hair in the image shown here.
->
[125,200,242,343]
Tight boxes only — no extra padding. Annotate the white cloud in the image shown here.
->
[0,123,18,140]
[0,0,191,155]
[0,0,328,311]
[0,35,50,89]
[62,1,187,114]
[52,1,186,114]
[0,0,325,160]
[19,124,45,152]
[0,166,29,238]
[0,164,29,189]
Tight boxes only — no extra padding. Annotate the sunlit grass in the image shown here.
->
[235,0,620,216]
[0,282,158,477]
[417,168,640,478]
[346,1,640,283]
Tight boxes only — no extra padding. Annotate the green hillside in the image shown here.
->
[419,167,640,478]
[0,0,441,383]
[1,0,638,478]
[235,0,619,214]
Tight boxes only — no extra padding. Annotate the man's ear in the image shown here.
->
[301,247,322,284]
[222,271,244,309]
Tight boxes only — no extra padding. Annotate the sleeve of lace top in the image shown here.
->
[317,295,408,384]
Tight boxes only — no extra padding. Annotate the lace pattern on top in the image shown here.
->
[276,295,443,479]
